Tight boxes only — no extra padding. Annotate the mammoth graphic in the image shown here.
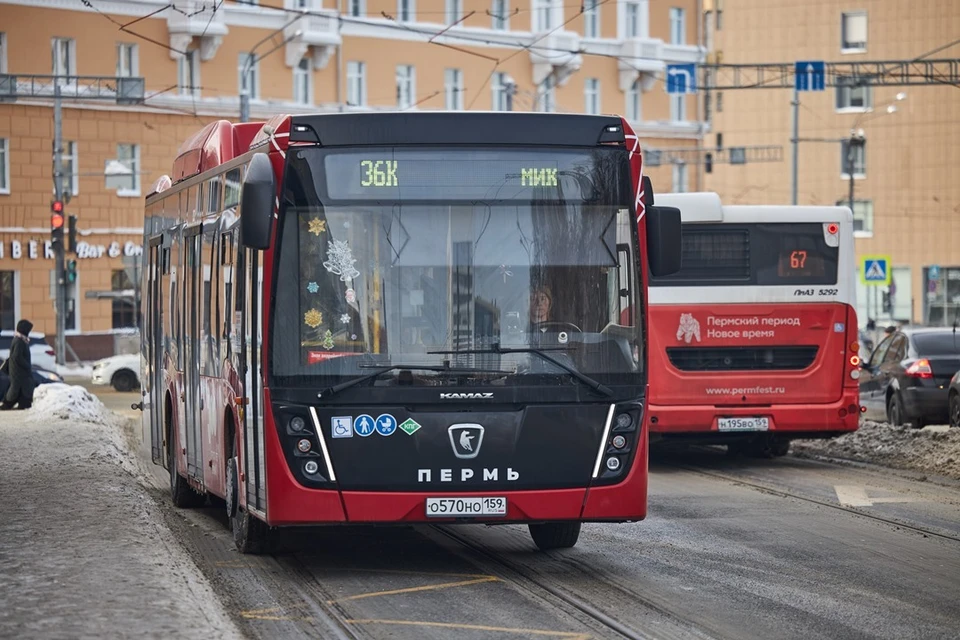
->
[676,313,701,344]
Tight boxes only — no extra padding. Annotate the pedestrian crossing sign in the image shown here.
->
[860,255,892,286]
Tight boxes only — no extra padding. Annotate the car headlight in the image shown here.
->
[39,371,60,381]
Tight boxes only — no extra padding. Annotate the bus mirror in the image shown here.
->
[646,205,682,276]
[240,153,276,250]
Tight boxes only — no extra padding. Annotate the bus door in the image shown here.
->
[183,228,204,482]
[147,238,164,464]
[236,246,266,514]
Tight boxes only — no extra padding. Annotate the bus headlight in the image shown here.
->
[290,416,306,432]
[611,434,627,449]
[605,457,621,471]
[615,413,632,429]
[304,460,319,475]
[296,438,312,453]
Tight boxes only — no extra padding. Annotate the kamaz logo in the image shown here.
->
[439,392,494,399]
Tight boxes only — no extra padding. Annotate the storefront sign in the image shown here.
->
[0,240,143,261]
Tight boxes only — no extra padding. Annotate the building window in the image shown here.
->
[584,78,600,115]
[626,79,641,121]
[116,43,137,78]
[446,0,462,24]
[238,52,259,100]
[398,0,414,21]
[835,76,871,111]
[52,37,75,76]
[583,1,600,38]
[670,94,685,121]
[60,141,78,197]
[445,68,463,110]
[178,49,199,97]
[841,138,866,178]
[0,138,8,195]
[672,162,688,193]
[347,61,366,106]
[349,0,364,17]
[841,12,867,52]
[923,267,960,326]
[533,0,553,31]
[112,269,138,329]
[492,72,510,110]
[293,56,312,104]
[624,1,642,38]
[0,272,15,330]
[669,7,685,44]
[117,143,140,197]
[538,75,555,112]
[0,33,6,74]
[491,0,509,30]
[396,65,415,109]
[293,0,314,7]
[836,199,873,235]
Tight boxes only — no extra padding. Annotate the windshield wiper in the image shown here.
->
[318,363,509,399]
[428,343,614,398]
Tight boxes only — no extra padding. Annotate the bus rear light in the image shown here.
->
[848,404,859,414]
[296,438,312,453]
[850,355,860,367]
[839,408,847,417]
[905,359,934,379]
[827,223,839,235]
[850,369,861,380]
[822,223,840,247]
[860,406,867,413]
[850,341,859,353]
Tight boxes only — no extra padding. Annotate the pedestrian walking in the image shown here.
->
[0,319,36,410]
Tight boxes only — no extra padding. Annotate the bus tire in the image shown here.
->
[529,522,581,551]
[232,507,269,555]
[168,423,204,508]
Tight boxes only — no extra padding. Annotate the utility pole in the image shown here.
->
[52,82,67,366]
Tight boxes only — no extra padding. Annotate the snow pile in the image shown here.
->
[29,383,115,426]
[793,419,960,481]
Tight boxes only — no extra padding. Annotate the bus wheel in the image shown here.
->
[168,428,204,508]
[769,438,790,457]
[227,457,268,554]
[529,522,581,551]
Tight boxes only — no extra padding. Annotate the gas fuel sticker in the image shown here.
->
[399,418,422,436]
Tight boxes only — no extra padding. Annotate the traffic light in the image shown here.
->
[68,215,78,254]
[50,200,65,247]
[66,259,77,284]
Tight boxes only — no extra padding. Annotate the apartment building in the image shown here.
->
[0,0,703,355]
[702,0,960,326]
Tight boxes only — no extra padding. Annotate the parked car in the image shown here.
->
[0,365,63,399]
[91,354,141,392]
[0,331,57,371]
[948,369,960,428]
[859,327,960,428]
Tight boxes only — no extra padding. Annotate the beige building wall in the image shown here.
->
[0,0,704,354]
[702,0,960,326]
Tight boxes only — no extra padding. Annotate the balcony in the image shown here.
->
[285,10,341,69]
[167,1,228,61]
[617,36,664,92]
[529,30,582,86]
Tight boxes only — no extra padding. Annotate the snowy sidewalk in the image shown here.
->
[0,384,241,639]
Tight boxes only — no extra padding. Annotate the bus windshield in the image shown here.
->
[270,146,642,392]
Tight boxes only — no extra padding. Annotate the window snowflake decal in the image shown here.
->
[340,313,350,324]
[306,281,319,294]
[304,309,323,328]
[307,218,326,236]
[322,239,361,282]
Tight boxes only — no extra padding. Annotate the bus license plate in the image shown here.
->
[425,497,507,518]
[718,417,769,432]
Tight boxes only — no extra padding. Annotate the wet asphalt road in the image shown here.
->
[83,380,960,640]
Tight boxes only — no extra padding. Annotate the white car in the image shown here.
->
[91,353,141,392]
[0,331,57,371]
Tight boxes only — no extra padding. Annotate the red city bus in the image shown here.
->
[140,112,681,553]
[645,192,861,457]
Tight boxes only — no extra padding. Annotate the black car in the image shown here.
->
[948,369,960,428]
[0,365,63,400]
[859,328,960,428]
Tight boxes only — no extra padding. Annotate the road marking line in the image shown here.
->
[347,618,590,638]
[329,576,499,603]
[834,485,926,507]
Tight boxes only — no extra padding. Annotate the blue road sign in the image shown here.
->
[794,60,825,91]
[666,63,697,94]
[861,256,891,286]
[929,265,941,281]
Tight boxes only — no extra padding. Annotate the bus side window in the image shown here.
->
[220,229,236,361]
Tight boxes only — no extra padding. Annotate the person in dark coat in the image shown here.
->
[0,319,36,410]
